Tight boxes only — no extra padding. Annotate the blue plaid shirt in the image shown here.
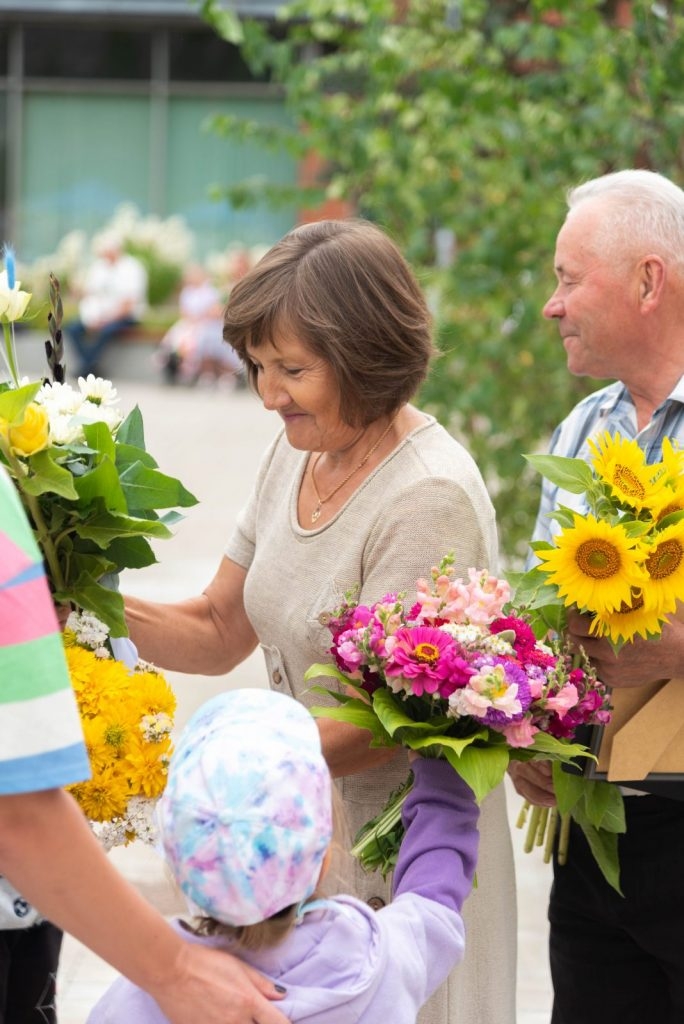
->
[532,376,684,545]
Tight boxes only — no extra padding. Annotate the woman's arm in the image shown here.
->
[125,556,258,675]
[0,788,288,1024]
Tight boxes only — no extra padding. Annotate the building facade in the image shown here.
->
[0,1,297,259]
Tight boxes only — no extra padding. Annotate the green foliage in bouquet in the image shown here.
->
[0,266,197,636]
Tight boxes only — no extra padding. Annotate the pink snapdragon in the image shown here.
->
[545,683,579,720]
[501,717,539,748]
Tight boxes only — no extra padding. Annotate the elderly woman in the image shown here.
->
[125,219,516,1024]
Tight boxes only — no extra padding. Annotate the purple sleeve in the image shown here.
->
[392,758,479,914]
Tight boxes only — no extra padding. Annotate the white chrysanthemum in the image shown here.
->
[77,375,119,407]
[37,380,84,416]
[45,412,83,445]
[77,399,122,432]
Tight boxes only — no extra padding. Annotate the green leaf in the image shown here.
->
[372,688,451,739]
[309,699,394,748]
[441,741,510,804]
[20,449,79,499]
[114,442,158,470]
[304,662,357,687]
[118,461,198,511]
[82,420,116,462]
[115,406,145,449]
[525,453,595,493]
[572,804,623,895]
[55,578,127,637]
[0,381,42,424]
[73,458,127,513]
[75,509,172,547]
[104,535,158,570]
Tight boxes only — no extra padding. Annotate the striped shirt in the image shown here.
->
[532,377,684,544]
[0,467,90,796]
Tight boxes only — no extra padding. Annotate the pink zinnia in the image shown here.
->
[384,626,456,697]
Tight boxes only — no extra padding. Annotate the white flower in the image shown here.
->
[77,375,119,407]
[66,610,110,651]
[0,269,31,321]
[45,412,82,445]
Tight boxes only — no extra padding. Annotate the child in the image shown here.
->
[88,688,479,1023]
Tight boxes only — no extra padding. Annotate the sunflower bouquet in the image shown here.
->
[64,609,176,849]
[511,431,684,889]
[518,431,684,646]
[305,553,611,879]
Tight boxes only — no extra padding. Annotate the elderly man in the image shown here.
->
[509,169,684,1024]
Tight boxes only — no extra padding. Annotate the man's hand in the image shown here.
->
[567,607,684,688]
[157,943,290,1024]
[507,760,556,807]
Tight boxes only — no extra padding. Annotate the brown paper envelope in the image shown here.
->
[602,679,684,781]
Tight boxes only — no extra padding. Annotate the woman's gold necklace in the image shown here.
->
[309,414,399,524]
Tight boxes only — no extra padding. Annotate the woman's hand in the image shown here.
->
[507,760,556,807]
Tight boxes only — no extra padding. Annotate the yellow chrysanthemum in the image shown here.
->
[589,588,669,644]
[125,735,173,799]
[80,718,116,774]
[69,766,129,823]
[134,670,177,717]
[537,513,648,614]
[641,520,684,614]
[588,431,668,513]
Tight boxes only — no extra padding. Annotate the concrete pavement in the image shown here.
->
[14,365,554,1022]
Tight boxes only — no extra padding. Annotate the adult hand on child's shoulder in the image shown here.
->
[155,943,290,1024]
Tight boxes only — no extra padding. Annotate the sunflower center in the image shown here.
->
[613,465,646,500]
[646,538,684,580]
[575,539,621,578]
[657,502,683,522]
[414,642,440,664]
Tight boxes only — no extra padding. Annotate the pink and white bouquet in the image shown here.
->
[306,553,612,877]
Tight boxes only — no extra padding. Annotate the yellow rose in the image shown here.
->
[7,403,50,456]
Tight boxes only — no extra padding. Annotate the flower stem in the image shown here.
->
[543,808,558,863]
[5,448,67,593]
[557,812,571,866]
[1,322,19,386]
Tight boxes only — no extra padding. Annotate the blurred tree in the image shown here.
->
[201,0,684,563]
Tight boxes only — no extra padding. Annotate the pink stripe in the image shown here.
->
[0,535,33,586]
[0,575,59,646]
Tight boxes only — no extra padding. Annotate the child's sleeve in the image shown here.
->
[392,757,479,913]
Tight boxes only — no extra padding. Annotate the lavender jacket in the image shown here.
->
[87,758,479,1024]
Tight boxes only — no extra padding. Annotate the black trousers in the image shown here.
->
[0,923,63,1024]
[549,794,684,1024]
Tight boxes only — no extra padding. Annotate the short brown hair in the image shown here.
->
[223,219,436,427]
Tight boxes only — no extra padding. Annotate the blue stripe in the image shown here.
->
[0,743,91,796]
[0,562,44,592]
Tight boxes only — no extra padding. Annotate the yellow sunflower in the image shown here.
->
[642,519,684,614]
[588,431,668,513]
[589,588,669,644]
[536,513,648,614]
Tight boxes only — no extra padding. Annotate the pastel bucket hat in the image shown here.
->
[159,688,332,926]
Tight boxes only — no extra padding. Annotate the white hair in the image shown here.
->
[566,169,684,269]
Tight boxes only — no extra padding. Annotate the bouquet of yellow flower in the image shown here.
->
[64,609,176,849]
[1,247,187,842]
[512,430,684,890]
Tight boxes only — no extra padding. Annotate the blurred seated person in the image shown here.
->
[66,232,148,378]
[157,260,244,388]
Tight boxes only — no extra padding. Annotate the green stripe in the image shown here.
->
[0,633,72,703]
